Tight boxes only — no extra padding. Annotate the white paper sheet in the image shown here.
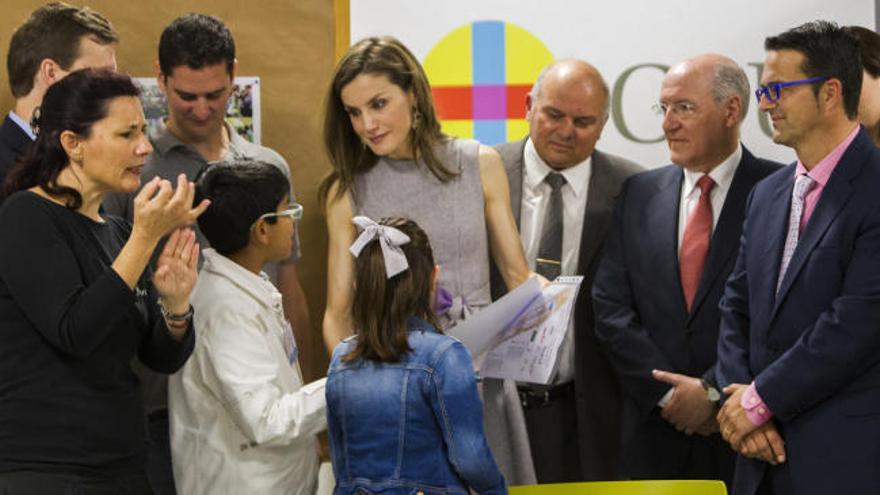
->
[448,276,583,384]
[447,276,543,356]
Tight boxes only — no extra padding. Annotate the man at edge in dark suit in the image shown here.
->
[492,59,642,482]
[1,2,117,193]
[717,21,880,495]
[592,53,781,486]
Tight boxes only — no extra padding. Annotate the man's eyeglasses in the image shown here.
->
[754,77,828,104]
[652,102,698,119]
[258,203,303,222]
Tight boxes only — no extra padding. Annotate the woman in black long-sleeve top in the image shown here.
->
[0,69,209,493]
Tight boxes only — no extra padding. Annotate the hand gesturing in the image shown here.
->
[153,228,200,313]
[133,174,210,244]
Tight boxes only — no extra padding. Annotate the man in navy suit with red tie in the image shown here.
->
[717,21,880,495]
[592,53,780,485]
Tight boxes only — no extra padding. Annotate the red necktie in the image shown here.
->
[680,175,715,312]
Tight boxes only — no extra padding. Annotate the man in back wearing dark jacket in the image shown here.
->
[1,2,117,191]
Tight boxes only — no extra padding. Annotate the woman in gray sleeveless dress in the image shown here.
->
[319,36,537,485]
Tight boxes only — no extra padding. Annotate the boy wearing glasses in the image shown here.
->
[102,15,313,493]
[168,161,326,495]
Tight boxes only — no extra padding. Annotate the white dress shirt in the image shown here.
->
[519,138,592,384]
[8,110,36,140]
[169,249,326,494]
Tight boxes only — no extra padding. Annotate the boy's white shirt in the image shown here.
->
[168,248,327,495]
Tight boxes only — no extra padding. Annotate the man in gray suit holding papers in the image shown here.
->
[492,59,642,482]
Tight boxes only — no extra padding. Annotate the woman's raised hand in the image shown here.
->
[153,227,200,313]
[132,174,210,243]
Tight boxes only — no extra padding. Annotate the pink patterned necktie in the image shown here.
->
[777,174,816,293]
[680,175,715,312]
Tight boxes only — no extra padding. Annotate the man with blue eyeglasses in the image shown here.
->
[593,53,780,486]
[716,21,880,495]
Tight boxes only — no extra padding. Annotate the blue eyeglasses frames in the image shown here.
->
[754,77,828,104]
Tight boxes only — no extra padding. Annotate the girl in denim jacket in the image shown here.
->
[326,217,506,495]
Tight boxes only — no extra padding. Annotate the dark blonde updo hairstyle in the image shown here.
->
[319,36,456,206]
[846,26,880,78]
[347,217,439,363]
[846,25,880,143]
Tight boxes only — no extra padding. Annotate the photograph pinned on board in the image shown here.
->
[134,76,262,145]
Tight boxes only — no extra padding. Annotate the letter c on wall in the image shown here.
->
[612,63,669,143]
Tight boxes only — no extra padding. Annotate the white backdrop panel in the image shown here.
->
[351,0,874,167]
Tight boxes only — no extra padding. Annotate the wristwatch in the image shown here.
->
[701,379,721,402]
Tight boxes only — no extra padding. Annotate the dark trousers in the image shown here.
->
[145,410,176,495]
[756,463,794,495]
[519,382,581,482]
[0,471,152,495]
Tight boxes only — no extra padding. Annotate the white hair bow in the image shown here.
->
[349,216,411,278]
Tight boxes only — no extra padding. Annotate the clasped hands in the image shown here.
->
[716,383,786,466]
[652,370,718,436]
[652,372,786,465]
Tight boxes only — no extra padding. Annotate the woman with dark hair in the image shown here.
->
[0,69,208,493]
[320,36,536,483]
[327,216,505,494]
[847,25,880,145]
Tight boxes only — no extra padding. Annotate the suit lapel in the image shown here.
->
[506,139,527,225]
[688,147,755,321]
[745,168,793,325]
[772,131,866,315]
[643,166,686,313]
[1,115,32,156]
[576,150,616,274]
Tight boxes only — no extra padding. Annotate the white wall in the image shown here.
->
[351,1,874,168]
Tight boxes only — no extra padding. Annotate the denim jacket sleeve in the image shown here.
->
[430,341,507,494]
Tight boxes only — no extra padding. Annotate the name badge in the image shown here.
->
[281,320,298,366]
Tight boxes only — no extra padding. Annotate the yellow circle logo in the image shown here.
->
[424,21,553,145]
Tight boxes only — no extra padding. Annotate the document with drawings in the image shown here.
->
[447,276,583,384]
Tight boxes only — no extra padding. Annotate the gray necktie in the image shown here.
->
[536,172,566,281]
[777,173,816,293]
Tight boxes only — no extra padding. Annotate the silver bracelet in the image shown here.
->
[158,298,193,322]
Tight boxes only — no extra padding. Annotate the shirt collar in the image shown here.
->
[200,248,278,309]
[523,138,592,198]
[795,124,860,186]
[151,122,187,156]
[8,111,36,141]
[152,120,246,159]
[681,144,742,197]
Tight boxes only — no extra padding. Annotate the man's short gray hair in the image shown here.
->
[529,59,611,118]
[711,62,750,122]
